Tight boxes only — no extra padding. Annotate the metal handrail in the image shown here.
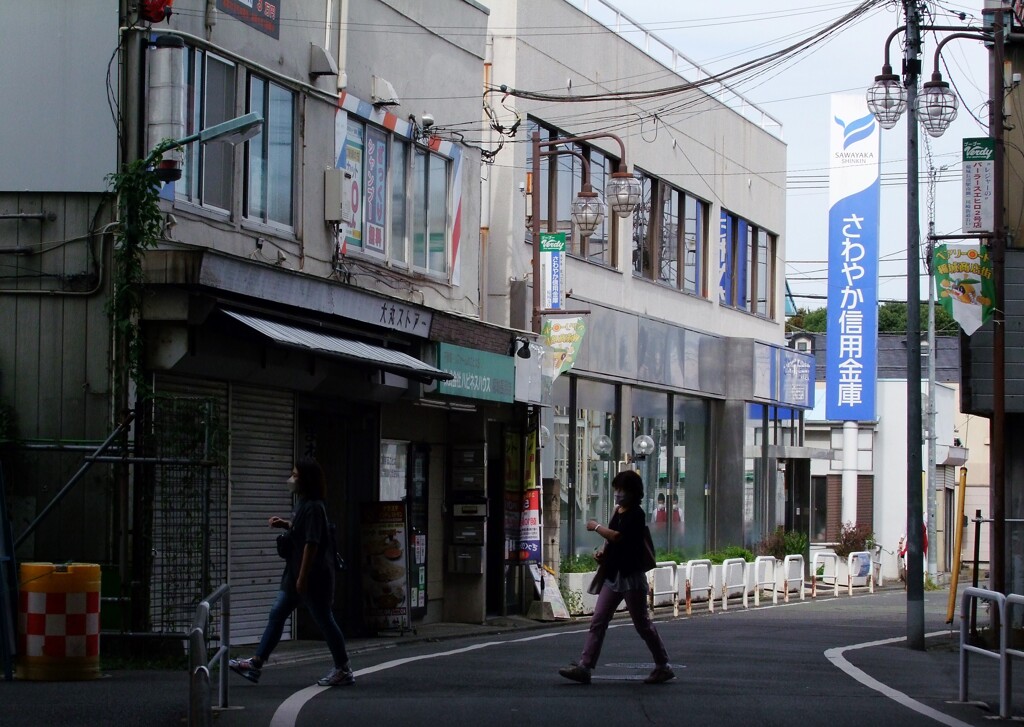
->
[959,587,1008,718]
[188,584,230,727]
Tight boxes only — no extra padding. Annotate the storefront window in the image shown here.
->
[632,388,670,553]
[672,396,709,557]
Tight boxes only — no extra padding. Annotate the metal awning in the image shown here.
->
[222,309,452,383]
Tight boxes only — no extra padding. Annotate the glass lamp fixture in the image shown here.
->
[632,434,655,459]
[916,73,957,138]
[592,434,613,457]
[866,66,906,129]
[605,173,642,217]
[570,189,604,238]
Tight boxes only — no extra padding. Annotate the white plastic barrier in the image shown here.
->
[778,554,805,603]
[720,557,747,611]
[647,561,678,616]
[845,551,875,596]
[748,556,777,607]
[682,559,713,614]
[810,551,839,598]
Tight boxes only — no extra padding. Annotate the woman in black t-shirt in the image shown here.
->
[229,457,354,688]
[559,470,674,685]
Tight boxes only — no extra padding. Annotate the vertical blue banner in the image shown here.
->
[719,211,733,306]
[826,95,879,421]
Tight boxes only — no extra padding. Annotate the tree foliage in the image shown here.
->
[787,301,958,335]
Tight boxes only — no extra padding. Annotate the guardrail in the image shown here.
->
[683,559,713,615]
[844,551,875,597]
[719,557,746,611]
[749,556,778,607]
[188,584,231,727]
[957,586,1024,720]
[779,555,805,603]
[810,551,839,598]
[648,561,678,616]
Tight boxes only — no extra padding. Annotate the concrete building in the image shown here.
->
[795,332,973,582]
[482,0,814,565]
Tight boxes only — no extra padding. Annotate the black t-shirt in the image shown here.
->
[283,498,333,595]
[602,506,647,579]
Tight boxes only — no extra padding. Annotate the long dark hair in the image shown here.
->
[612,469,644,507]
[294,456,327,501]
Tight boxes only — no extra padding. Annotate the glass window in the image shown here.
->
[632,172,654,278]
[245,74,294,226]
[178,49,235,212]
[659,187,679,286]
[672,396,710,556]
[389,140,408,265]
[412,149,427,268]
[428,153,448,274]
[720,211,775,318]
[363,126,388,254]
[683,195,704,295]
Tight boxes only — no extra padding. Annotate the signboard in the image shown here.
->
[962,138,994,234]
[379,440,407,501]
[503,432,523,563]
[528,564,570,619]
[517,488,541,563]
[934,244,995,335]
[343,120,364,252]
[364,126,388,253]
[217,0,281,38]
[825,94,879,422]
[437,343,515,403]
[360,503,411,632]
[541,316,585,379]
[539,232,566,312]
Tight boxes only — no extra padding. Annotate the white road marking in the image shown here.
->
[269,628,595,726]
[824,630,973,727]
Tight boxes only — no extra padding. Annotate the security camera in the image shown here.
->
[421,113,435,130]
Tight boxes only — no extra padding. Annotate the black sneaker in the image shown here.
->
[228,657,261,683]
[644,664,675,684]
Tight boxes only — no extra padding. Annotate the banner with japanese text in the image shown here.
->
[825,94,879,421]
[934,244,994,335]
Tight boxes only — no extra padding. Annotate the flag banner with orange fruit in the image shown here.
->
[933,244,994,335]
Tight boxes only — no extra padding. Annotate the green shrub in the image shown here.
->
[701,546,755,564]
[756,527,808,560]
[654,548,687,564]
[560,553,599,573]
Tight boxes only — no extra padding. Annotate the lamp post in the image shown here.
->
[867,4,1004,646]
[529,130,641,553]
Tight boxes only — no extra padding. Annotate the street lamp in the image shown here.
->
[867,5,1005,646]
[529,130,641,334]
[145,111,264,168]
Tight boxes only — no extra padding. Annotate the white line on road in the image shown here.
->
[270,630,594,727]
[824,630,972,727]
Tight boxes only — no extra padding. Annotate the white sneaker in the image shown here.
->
[317,666,355,687]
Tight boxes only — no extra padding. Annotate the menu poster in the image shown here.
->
[360,502,410,632]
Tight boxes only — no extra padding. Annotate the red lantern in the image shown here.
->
[140,0,174,23]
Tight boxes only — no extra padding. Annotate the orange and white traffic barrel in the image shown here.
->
[17,562,101,680]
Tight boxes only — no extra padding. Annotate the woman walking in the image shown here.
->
[559,470,674,685]
[229,457,354,687]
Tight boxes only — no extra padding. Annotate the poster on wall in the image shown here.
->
[380,440,408,501]
[517,488,541,563]
[360,502,411,633]
[503,432,523,563]
[364,126,388,254]
[343,120,365,252]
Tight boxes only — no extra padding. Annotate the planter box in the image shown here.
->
[558,571,629,615]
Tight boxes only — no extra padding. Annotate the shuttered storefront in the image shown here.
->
[229,384,295,644]
[149,375,295,643]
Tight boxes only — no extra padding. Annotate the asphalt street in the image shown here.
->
[1,587,1020,727]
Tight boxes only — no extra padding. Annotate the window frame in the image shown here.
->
[177,47,236,214]
[720,209,776,318]
[243,71,296,228]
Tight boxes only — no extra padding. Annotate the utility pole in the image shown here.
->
[904,0,926,650]
[926,221,937,581]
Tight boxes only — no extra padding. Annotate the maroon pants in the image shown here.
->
[579,584,668,670]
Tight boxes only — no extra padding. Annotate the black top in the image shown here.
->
[282,498,333,596]
[602,506,647,580]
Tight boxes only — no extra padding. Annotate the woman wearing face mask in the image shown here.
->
[559,469,674,685]
[229,457,354,687]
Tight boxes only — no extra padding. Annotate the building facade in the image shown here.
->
[482,0,814,567]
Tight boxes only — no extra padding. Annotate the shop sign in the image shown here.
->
[360,502,410,632]
[217,0,280,38]
[437,343,514,403]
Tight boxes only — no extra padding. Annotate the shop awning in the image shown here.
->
[222,309,452,383]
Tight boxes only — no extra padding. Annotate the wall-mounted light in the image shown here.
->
[632,434,655,460]
[514,338,532,359]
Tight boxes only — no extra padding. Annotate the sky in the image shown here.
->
[596,0,991,308]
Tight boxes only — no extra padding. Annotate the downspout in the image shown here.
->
[480,36,493,320]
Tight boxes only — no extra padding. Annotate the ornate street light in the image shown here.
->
[866,63,907,129]
[916,73,958,137]
[530,130,641,333]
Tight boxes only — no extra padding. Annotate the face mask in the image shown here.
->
[613,492,625,506]
[287,476,298,489]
